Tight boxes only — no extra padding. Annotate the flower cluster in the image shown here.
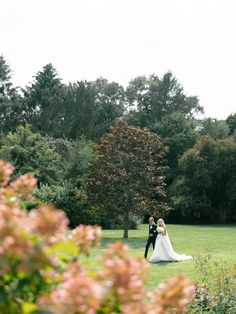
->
[98,241,149,313]
[0,163,56,276]
[0,160,14,187]
[147,275,195,313]
[71,224,102,255]
[28,204,69,244]
[38,263,102,314]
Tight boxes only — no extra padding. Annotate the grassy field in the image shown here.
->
[82,224,236,289]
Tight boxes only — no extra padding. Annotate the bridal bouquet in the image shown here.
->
[157,226,165,234]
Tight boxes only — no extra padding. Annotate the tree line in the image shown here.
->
[0,54,235,229]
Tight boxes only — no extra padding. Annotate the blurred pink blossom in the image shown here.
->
[28,205,69,244]
[0,160,14,187]
[71,224,102,255]
[38,262,102,314]
[10,174,37,199]
[147,275,195,314]
[98,241,149,312]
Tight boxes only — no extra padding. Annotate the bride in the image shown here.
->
[149,219,192,262]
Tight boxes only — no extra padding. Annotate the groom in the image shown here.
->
[144,216,158,259]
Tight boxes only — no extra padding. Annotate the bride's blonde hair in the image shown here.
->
[157,218,167,235]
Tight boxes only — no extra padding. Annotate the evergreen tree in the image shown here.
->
[23,64,66,137]
[0,55,22,133]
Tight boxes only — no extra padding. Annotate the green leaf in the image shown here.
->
[22,302,38,314]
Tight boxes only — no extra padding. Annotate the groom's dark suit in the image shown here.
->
[144,222,158,258]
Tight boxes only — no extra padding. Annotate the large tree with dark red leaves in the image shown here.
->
[85,121,170,238]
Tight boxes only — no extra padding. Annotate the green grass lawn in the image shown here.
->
[82,224,236,289]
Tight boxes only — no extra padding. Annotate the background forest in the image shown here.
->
[1,54,235,229]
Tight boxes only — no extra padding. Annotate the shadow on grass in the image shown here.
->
[101,237,147,249]
[149,261,174,267]
[101,236,176,250]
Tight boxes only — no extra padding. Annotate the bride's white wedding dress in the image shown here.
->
[149,229,192,263]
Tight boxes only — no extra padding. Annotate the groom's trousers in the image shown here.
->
[144,235,156,258]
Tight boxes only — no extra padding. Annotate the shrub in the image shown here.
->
[35,182,86,228]
[189,252,236,313]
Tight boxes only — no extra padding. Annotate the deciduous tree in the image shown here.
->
[171,136,236,223]
[85,121,170,238]
[126,72,203,128]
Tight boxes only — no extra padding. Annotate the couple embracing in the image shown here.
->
[144,217,192,262]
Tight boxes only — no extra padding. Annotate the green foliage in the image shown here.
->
[226,113,236,137]
[35,183,85,228]
[63,78,125,139]
[126,72,203,128]
[0,125,63,184]
[62,80,97,139]
[46,137,71,157]
[85,120,170,238]
[22,64,66,137]
[171,136,236,222]
[0,55,23,134]
[0,54,14,98]
[153,112,199,184]
[36,138,93,227]
[63,137,93,184]
[0,57,12,126]
[199,118,230,139]
[91,78,125,138]
[84,205,139,229]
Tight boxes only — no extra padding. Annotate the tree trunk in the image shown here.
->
[123,211,129,238]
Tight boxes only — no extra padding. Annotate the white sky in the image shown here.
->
[1,0,235,119]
